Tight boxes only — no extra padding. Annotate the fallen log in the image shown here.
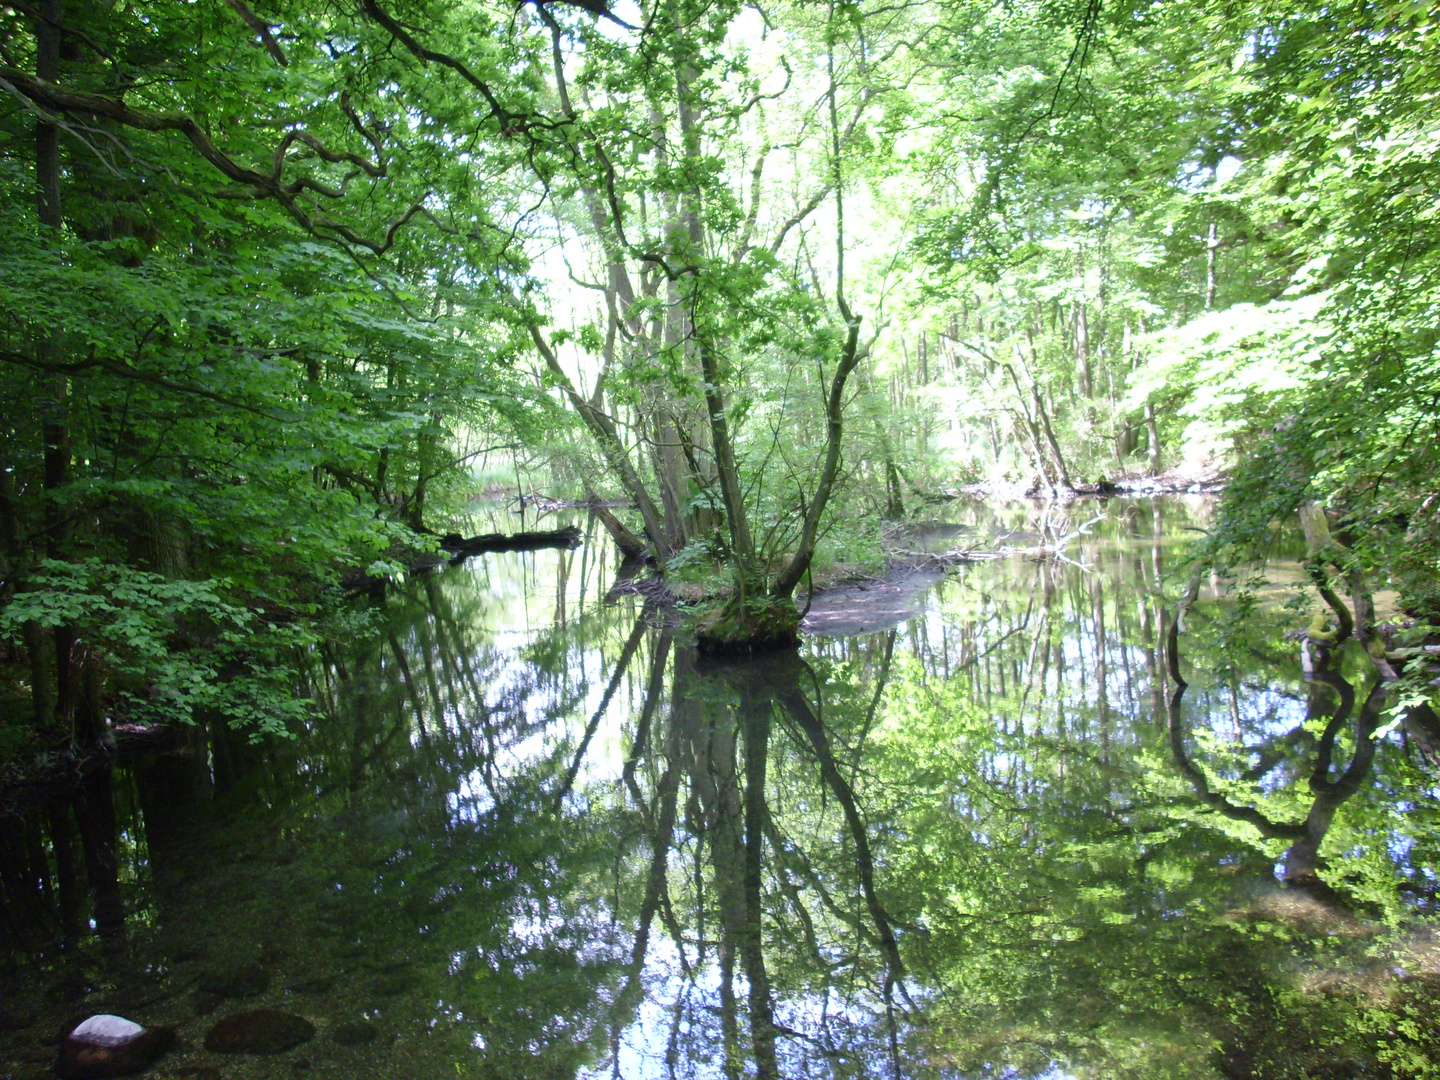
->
[891,547,1005,569]
[440,524,582,557]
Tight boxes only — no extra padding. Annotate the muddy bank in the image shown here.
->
[800,571,944,637]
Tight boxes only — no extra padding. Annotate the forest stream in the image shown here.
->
[4,494,1439,1080]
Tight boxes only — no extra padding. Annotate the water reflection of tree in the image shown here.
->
[9,504,1440,1080]
[2,543,657,1079]
[277,558,917,1079]
[605,640,911,1080]
[1168,637,1392,908]
[586,498,1420,1080]
[865,501,1440,1079]
[295,543,647,812]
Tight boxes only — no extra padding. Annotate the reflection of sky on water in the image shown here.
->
[447,771,496,823]
[584,954,916,1080]
[17,498,1429,1080]
[321,500,1428,1076]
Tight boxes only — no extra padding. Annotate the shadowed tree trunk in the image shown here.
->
[35,0,85,743]
[47,800,84,947]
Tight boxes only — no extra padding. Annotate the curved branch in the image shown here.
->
[1165,682,1305,840]
[0,68,270,185]
[0,69,422,255]
[278,129,386,178]
[340,92,386,165]
[358,0,521,127]
[771,312,864,599]
[221,0,289,67]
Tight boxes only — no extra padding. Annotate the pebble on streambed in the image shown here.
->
[203,1009,315,1054]
[329,1020,378,1046]
[56,1014,175,1079]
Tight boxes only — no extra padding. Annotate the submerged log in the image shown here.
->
[440,525,582,557]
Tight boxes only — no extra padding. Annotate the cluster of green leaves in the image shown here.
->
[1,560,314,736]
[897,0,1440,639]
[0,0,549,745]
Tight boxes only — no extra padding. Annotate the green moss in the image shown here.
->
[693,594,801,655]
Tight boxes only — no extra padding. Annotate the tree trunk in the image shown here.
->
[585,497,649,561]
[1018,330,1072,490]
[530,326,671,559]
[1074,250,1092,398]
[1003,367,1054,492]
[769,30,865,603]
[770,314,863,600]
[35,0,87,741]
[1299,502,1362,643]
[675,48,757,587]
[1205,221,1219,311]
[885,458,904,519]
[1144,401,1161,476]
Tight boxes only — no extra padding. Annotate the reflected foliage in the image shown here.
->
[3,500,1440,1078]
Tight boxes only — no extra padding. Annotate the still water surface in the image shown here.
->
[4,496,1440,1080]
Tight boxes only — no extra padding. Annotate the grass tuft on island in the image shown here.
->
[693,594,802,655]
